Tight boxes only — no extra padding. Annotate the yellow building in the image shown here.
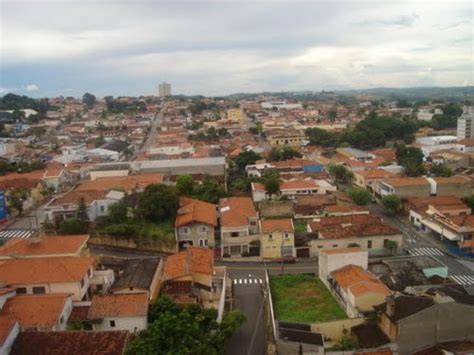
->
[260,218,295,259]
[226,108,246,122]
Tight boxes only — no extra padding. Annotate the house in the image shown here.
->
[175,197,217,249]
[318,247,369,282]
[10,330,129,355]
[266,129,305,147]
[87,293,148,332]
[380,177,431,199]
[0,256,96,301]
[280,180,336,199]
[88,140,130,161]
[293,194,337,218]
[260,218,295,259]
[353,169,396,190]
[378,288,474,354]
[308,214,403,256]
[219,197,259,257]
[76,173,163,192]
[328,265,391,317]
[111,257,164,301]
[0,293,73,331]
[42,168,74,192]
[161,247,216,306]
[427,175,472,198]
[0,234,89,260]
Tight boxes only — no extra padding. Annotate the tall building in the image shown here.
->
[457,106,474,139]
[158,82,171,97]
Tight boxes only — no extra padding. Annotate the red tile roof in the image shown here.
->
[11,331,129,355]
[175,197,217,228]
[1,294,70,328]
[88,293,148,319]
[76,173,163,193]
[0,257,94,285]
[261,219,294,233]
[163,247,213,280]
[280,180,319,190]
[0,315,17,346]
[0,235,88,258]
[320,247,363,255]
[219,197,257,227]
[331,265,390,296]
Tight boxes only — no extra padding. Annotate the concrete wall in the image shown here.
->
[310,318,365,342]
[319,250,368,283]
[393,184,431,199]
[436,183,471,198]
[89,170,129,181]
[93,315,147,332]
[177,223,215,247]
[88,235,176,254]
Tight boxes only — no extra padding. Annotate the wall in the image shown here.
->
[261,231,295,259]
[93,315,147,332]
[318,250,368,282]
[310,234,402,257]
[177,223,215,248]
[436,183,471,198]
[394,184,430,199]
[88,235,176,254]
[310,318,365,342]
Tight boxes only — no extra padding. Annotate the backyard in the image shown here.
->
[270,274,346,323]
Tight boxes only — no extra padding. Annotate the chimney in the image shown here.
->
[386,295,396,317]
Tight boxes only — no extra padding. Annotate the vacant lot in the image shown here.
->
[270,274,346,323]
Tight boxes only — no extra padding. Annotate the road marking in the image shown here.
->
[232,278,265,286]
[248,279,253,284]
[408,247,444,257]
[254,279,258,284]
[238,279,242,284]
[450,275,474,286]
[233,279,237,285]
[259,279,263,284]
[244,279,247,284]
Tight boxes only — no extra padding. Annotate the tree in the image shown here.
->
[126,297,245,355]
[59,218,89,234]
[135,184,179,222]
[194,176,226,204]
[462,196,474,210]
[305,127,338,147]
[328,164,353,183]
[107,200,128,223]
[382,194,402,215]
[234,151,261,176]
[176,175,195,196]
[347,187,372,205]
[264,174,280,195]
[430,163,453,177]
[396,145,426,177]
[268,146,302,162]
[94,135,105,148]
[8,193,24,216]
[82,93,96,108]
[328,110,337,121]
[76,197,89,221]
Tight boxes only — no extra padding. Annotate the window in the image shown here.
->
[332,244,338,248]
[32,286,46,294]
[110,320,116,328]
[100,206,105,212]
[199,226,207,233]
[250,221,257,226]
[231,232,239,237]
[268,234,273,240]
[16,287,27,294]
[199,239,208,247]
[181,227,189,234]
[97,284,103,291]
[60,316,64,324]
[284,233,289,239]
[367,240,372,249]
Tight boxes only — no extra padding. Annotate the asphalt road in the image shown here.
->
[5,205,45,230]
[225,267,266,355]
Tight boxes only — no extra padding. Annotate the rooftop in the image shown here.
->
[163,246,214,280]
[331,265,391,297]
[88,293,148,319]
[175,197,217,228]
[0,235,88,258]
[219,197,257,227]
[320,247,363,255]
[261,218,294,233]
[382,177,429,187]
[111,257,161,292]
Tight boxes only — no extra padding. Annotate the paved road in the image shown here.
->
[225,267,266,355]
[368,203,474,293]
[5,205,45,230]
[140,107,164,154]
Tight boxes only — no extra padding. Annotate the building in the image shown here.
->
[260,219,295,259]
[318,247,369,283]
[219,197,259,257]
[0,293,73,331]
[0,316,19,355]
[175,197,217,249]
[426,175,472,198]
[329,265,391,317]
[266,129,305,147]
[378,288,474,354]
[0,256,95,301]
[159,82,172,97]
[10,330,129,355]
[226,108,246,122]
[280,180,336,199]
[353,169,396,191]
[457,106,474,139]
[111,258,163,301]
[308,214,403,256]
[380,177,431,199]
[87,293,148,332]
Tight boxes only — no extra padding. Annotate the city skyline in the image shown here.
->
[1,0,473,97]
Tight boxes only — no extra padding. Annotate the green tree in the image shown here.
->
[430,163,453,177]
[462,196,474,210]
[305,127,338,147]
[347,187,372,205]
[107,200,128,223]
[382,194,402,215]
[176,175,195,196]
[396,145,426,177]
[135,184,179,222]
[264,174,280,195]
[82,92,96,108]
[94,135,105,147]
[8,193,24,216]
[234,151,261,176]
[59,218,89,234]
[328,164,354,183]
[194,176,226,204]
[76,197,89,221]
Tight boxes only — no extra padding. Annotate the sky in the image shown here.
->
[0,0,473,97]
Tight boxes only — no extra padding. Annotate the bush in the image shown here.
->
[104,223,140,238]
[347,187,371,205]
[59,218,89,234]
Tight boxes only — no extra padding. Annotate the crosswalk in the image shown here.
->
[0,229,36,240]
[408,247,444,257]
[233,278,263,286]
[449,275,474,286]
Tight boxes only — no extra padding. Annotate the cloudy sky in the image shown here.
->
[0,0,472,97]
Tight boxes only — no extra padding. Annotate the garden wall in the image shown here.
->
[311,318,365,342]
[88,234,177,254]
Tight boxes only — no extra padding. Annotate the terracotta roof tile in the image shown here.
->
[0,257,94,285]
[219,197,257,227]
[88,293,148,318]
[1,294,70,328]
[76,173,163,193]
[432,175,471,184]
[355,169,396,179]
[320,247,363,255]
[0,315,17,346]
[163,247,213,280]
[0,235,88,258]
[331,265,390,296]
[175,197,217,228]
[261,219,294,233]
[0,171,44,190]
[280,180,319,190]
[11,331,129,355]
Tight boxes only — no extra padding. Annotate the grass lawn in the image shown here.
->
[270,274,346,323]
